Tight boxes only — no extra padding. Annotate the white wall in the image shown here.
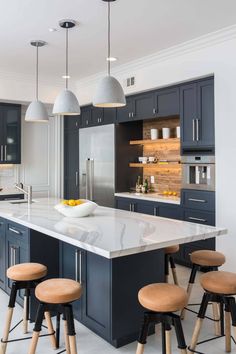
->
[0,73,68,198]
[75,26,236,271]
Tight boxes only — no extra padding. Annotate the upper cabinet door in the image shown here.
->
[132,92,155,121]
[103,108,117,125]
[116,98,133,123]
[154,87,179,118]
[180,83,198,149]
[91,107,104,126]
[197,79,214,149]
[80,106,92,128]
[64,115,80,131]
[180,78,214,152]
[1,104,21,164]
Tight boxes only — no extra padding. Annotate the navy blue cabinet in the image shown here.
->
[154,87,179,118]
[115,197,183,220]
[180,78,214,153]
[5,222,29,305]
[117,87,180,123]
[59,242,83,321]
[64,117,79,199]
[0,104,21,164]
[79,105,116,127]
[117,97,133,123]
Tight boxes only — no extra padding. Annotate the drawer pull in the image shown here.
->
[188,217,207,222]
[188,198,206,203]
[9,227,22,235]
[75,250,82,284]
[153,207,158,216]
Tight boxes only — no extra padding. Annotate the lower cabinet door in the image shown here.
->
[60,242,82,321]
[6,236,29,305]
[158,205,183,220]
[81,251,111,341]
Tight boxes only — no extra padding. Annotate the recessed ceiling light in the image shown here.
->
[62,75,71,79]
[106,56,118,62]
[49,28,57,32]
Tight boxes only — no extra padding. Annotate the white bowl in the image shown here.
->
[54,200,97,218]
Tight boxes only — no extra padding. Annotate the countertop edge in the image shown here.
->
[0,210,227,259]
[115,192,181,205]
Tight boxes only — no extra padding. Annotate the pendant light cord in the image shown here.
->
[36,44,39,100]
[108,1,111,76]
[66,27,69,89]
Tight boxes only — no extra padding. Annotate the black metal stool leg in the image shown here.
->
[165,254,169,283]
[1,282,18,354]
[188,292,211,353]
[28,302,46,354]
[56,313,61,349]
[136,312,151,354]
[169,256,179,285]
[173,316,187,354]
[64,304,77,354]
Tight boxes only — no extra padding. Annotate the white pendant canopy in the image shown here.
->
[25,40,49,122]
[93,0,126,108]
[53,20,80,116]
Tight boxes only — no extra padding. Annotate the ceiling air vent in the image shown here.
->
[126,76,135,87]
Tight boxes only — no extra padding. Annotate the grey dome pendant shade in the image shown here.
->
[93,75,126,107]
[93,0,126,108]
[25,40,49,122]
[53,20,80,116]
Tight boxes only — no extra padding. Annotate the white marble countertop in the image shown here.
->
[115,192,181,205]
[0,198,227,259]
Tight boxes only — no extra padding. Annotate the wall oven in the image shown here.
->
[182,155,215,191]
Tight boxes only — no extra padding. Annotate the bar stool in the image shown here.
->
[136,283,188,354]
[0,263,56,354]
[164,245,179,285]
[189,271,236,354]
[28,278,82,354]
[181,249,226,324]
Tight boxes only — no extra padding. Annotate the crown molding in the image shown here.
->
[77,23,236,87]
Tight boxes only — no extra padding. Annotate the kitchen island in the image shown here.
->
[0,198,227,347]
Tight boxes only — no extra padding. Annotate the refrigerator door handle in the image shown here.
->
[90,159,94,201]
[86,159,90,200]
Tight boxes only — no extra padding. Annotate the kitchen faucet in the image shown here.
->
[15,183,33,204]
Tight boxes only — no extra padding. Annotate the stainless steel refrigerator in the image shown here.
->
[79,124,115,208]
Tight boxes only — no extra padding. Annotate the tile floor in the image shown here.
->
[0,265,229,354]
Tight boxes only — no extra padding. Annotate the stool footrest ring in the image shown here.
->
[188,334,236,354]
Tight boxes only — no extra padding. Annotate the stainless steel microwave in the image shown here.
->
[181,155,215,191]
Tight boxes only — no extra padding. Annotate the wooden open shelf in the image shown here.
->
[129,163,181,170]
[129,138,180,145]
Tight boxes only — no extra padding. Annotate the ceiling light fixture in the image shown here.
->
[25,40,49,122]
[93,0,126,108]
[106,56,117,62]
[53,19,80,116]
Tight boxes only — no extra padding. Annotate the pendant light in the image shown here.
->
[53,20,80,116]
[25,41,49,122]
[93,0,126,108]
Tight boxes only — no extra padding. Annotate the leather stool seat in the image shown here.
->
[7,263,47,281]
[201,271,236,295]
[190,250,225,267]
[138,283,188,313]
[164,245,179,254]
[36,278,82,304]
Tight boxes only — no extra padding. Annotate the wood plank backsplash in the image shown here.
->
[142,118,182,196]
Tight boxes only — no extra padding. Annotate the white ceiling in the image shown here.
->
[1,0,236,82]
